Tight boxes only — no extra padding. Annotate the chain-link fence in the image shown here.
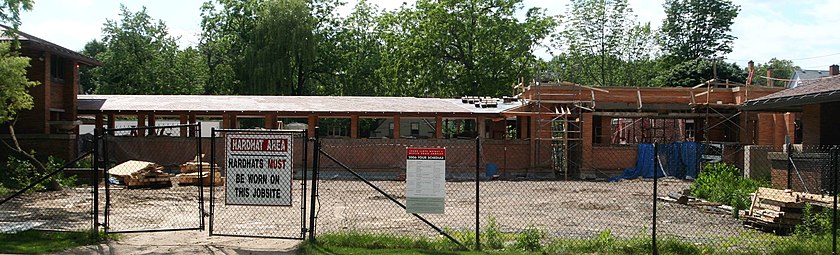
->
[315,138,478,248]
[311,138,840,253]
[208,129,309,239]
[101,124,205,233]
[0,151,95,234]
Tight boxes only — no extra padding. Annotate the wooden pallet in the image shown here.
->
[125,176,172,188]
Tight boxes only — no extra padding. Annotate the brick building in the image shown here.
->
[0,25,101,160]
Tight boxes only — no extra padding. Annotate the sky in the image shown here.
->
[18,0,840,70]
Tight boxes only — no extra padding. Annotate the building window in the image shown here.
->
[50,56,66,82]
[410,122,420,136]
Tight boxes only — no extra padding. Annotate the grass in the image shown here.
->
[297,230,840,255]
[0,230,112,254]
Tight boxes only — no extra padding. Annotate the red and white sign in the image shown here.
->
[225,133,293,206]
[406,147,446,214]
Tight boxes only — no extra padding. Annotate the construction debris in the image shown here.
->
[108,160,172,188]
[740,187,809,235]
[175,155,223,186]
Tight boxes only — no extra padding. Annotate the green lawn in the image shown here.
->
[0,230,107,254]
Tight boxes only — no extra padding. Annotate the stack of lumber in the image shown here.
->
[175,156,223,186]
[740,187,805,234]
[108,160,172,188]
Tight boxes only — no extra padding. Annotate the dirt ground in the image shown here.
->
[59,230,300,255]
[1,178,765,252]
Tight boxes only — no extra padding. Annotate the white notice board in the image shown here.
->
[406,147,445,214]
[225,133,293,206]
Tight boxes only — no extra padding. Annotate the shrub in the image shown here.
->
[794,204,836,237]
[512,226,544,252]
[0,152,76,191]
[690,162,767,213]
[482,217,504,249]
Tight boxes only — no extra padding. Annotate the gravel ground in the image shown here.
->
[1,178,763,247]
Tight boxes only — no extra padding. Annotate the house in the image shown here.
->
[743,64,840,145]
[0,25,101,160]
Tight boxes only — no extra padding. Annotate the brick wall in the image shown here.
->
[802,104,821,145]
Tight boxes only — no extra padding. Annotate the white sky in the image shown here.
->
[18,0,840,70]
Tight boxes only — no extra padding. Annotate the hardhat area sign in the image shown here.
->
[406,147,446,214]
[225,133,293,206]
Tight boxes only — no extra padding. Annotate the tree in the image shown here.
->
[0,42,37,123]
[198,0,260,94]
[655,58,745,87]
[240,0,316,95]
[660,0,739,63]
[96,5,207,95]
[0,0,33,31]
[79,40,106,94]
[553,0,658,87]
[199,0,340,96]
[312,0,384,96]
[378,0,556,97]
[752,58,796,86]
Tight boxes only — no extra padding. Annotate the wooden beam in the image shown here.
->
[393,115,401,139]
[435,115,443,139]
[350,115,359,138]
[180,114,188,138]
[307,115,317,137]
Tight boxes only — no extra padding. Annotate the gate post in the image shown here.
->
[309,127,320,241]
[301,129,309,239]
[92,128,100,237]
[209,127,216,235]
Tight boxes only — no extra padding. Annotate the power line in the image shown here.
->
[789,52,840,61]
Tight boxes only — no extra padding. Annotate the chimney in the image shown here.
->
[767,67,774,87]
[746,60,755,85]
[831,64,839,76]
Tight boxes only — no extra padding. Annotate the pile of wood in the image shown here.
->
[175,156,223,186]
[108,160,172,188]
[740,187,840,235]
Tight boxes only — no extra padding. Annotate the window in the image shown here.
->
[410,122,420,136]
[50,56,66,82]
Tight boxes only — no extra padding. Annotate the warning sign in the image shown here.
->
[406,148,446,214]
[225,134,293,206]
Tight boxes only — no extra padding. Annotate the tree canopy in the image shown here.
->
[93,5,208,95]
[0,41,38,123]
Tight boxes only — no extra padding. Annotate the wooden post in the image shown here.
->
[265,113,278,129]
[180,114,188,138]
[137,114,146,137]
[95,113,104,133]
[147,113,156,136]
[477,116,486,138]
[435,115,443,139]
[350,115,359,138]
[393,115,401,139]
[307,115,317,137]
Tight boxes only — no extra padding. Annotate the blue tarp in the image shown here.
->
[610,142,705,182]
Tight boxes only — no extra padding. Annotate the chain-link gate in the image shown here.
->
[101,124,205,233]
[209,129,309,239]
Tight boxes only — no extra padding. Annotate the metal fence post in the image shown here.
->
[475,137,480,251]
[832,145,838,255]
[92,128,100,237]
[197,124,205,229]
[301,130,309,239]
[787,142,793,190]
[652,143,658,255]
[103,129,110,234]
[309,126,320,241]
[209,128,216,235]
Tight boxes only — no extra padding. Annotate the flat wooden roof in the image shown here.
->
[78,95,523,117]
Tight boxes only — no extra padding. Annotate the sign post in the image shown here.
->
[225,133,294,206]
[406,148,446,214]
